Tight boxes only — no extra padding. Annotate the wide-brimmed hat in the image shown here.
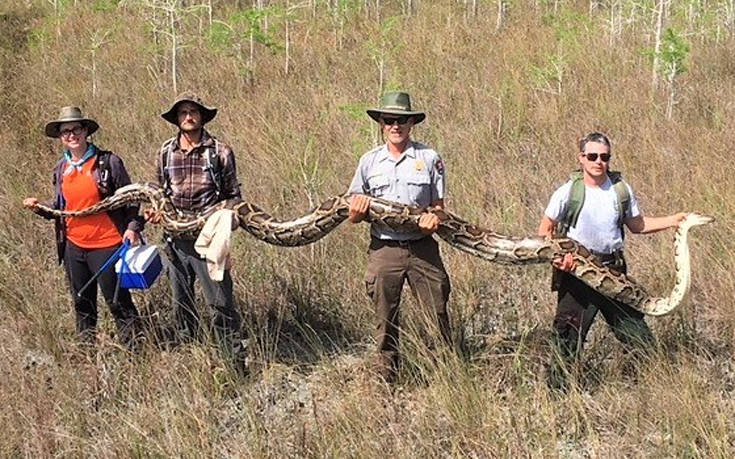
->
[161,92,217,126]
[44,106,100,138]
[366,91,425,124]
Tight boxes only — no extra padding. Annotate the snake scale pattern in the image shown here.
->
[31,182,713,316]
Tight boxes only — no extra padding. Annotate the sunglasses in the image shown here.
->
[583,153,611,162]
[59,126,85,138]
[381,115,411,126]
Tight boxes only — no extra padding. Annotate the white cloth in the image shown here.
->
[544,178,640,253]
[194,209,236,281]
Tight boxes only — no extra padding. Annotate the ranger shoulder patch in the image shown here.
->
[435,159,445,174]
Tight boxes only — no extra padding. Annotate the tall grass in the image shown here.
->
[1,0,733,455]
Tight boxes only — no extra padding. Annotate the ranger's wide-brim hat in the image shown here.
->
[161,93,218,126]
[44,106,100,138]
[366,91,425,124]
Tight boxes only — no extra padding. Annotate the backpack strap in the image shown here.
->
[160,136,224,198]
[95,150,113,197]
[608,170,631,235]
[204,139,223,198]
[557,170,631,237]
[557,171,585,236]
[159,137,176,196]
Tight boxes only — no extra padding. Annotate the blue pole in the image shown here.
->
[76,240,130,298]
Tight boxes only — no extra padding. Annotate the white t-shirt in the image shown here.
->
[544,177,641,253]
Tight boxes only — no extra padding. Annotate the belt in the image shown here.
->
[591,249,625,267]
[370,236,428,248]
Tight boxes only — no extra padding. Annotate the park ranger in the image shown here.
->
[348,91,452,383]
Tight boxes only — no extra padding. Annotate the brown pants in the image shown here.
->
[364,236,452,380]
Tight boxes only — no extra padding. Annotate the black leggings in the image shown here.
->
[63,241,139,345]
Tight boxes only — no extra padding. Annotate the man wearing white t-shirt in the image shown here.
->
[538,132,686,390]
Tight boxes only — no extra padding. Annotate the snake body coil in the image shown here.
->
[32,182,713,316]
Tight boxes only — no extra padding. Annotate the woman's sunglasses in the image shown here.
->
[583,153,611,162]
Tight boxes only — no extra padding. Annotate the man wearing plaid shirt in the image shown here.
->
[146,93,245,366]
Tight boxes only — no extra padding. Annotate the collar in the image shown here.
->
[63,144,98,175]
[174,129,214,154]
[586,176,613,190]
[377,140,415,162]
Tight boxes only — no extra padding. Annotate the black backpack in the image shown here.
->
[53,149,114,198]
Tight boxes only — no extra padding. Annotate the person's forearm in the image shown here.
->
[538,216,555,237]
[637,215,678,234]
[224,180,242,201]
[34,198,58,220]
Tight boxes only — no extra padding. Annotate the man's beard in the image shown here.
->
[180,124,202,134]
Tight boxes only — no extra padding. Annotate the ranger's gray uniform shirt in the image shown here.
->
[348,141,446,241]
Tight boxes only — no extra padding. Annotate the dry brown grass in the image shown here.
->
[1,0,734,456]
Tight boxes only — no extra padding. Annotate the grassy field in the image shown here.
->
[1,0,734,456]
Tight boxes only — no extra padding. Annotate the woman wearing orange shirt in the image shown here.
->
[24,107,143,348]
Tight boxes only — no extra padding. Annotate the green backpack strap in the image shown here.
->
[557,170,630,236]
[608,170,631,231]
[558,171,585,236]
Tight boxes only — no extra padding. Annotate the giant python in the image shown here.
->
[29,182,713,316]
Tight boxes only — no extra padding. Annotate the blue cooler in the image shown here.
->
[115,244,163,289]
